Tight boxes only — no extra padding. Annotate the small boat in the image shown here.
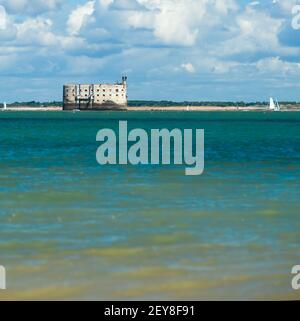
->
[1,102,7,111]
[269,97,281,111]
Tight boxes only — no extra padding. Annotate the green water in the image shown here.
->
[0,111,299,300]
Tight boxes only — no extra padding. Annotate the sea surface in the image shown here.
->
[0,111,299,300]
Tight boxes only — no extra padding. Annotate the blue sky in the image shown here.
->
[1,0,300,102]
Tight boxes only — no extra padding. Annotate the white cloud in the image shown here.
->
[218,7,283,56]
[0,5,17,40]
[99,0,114,9]
[0,5,6,30]
[249,1,260,7]
[202,57,239,74]
[16,17,58,46]
[0,0,62,15]
[256,56,300,74]
[1,0,300,102]
[181,62,195,73]
[67,1,95,36]
[277,0,299,13]
[128,0,238,46]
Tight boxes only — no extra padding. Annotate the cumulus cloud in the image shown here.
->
[1,0,300,102]
[16,17,58,46]
[217,7,283,57]
[256,56,300,74]
[99,0,114,9]
[127,0,238,46]
[181,63,195,73]
[0,0,62,15]
[277,0,299,13]
[0,4,6,30]
[67,1,95,36]
[0,4,17,39]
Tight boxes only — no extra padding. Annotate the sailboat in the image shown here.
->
[269,97,281,111]
[275,99,281,111]
[1,102,7,111]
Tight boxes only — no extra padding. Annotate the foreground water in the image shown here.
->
[0,111,299,300]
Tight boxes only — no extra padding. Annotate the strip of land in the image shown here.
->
[2,106,300,111]
[126,106,263,111]
[2,106,62,111]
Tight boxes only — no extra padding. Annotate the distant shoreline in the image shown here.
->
[126,106,300,112]
[1,107,62,111]
[2,106,300,112]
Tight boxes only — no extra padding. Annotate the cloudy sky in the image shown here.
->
[1,0,300,102]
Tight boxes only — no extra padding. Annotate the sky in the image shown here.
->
[1,0,300,102]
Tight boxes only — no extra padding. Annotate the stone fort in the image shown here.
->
[63,77,127,110]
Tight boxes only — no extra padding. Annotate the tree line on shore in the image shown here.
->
[6,100,300,107]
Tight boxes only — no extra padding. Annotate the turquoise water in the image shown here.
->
[0,111,300,300]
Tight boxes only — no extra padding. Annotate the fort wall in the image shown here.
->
[63,77,127,110]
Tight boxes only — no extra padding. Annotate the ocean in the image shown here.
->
[0,111,299,300]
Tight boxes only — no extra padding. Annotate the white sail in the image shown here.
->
[269,98,276,110]
[275,100,281,111]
